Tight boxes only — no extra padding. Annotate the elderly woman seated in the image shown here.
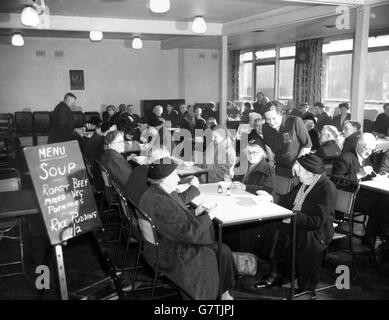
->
[315,125,341,160]
[149,105,165,130]
[254,154,337,295]
[231,143,274,195]
[139,157,236,300]
[100,130,132,189]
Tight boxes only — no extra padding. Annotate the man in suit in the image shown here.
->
[342,120,361,154]
[372,103,389,138]
[332,132,376,181]
[253,92,265,116]
[332,102,351,131]
[48,92,76,143]
[313,102,332,132]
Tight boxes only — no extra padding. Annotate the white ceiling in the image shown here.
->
[0,0,388,50]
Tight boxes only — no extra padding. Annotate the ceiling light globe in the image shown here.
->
[132,37,143,49]
[90,31,103,41]
[12,33,24,47]
[21,6,39,27]
[192,16,207,34]
[149,0,170,13]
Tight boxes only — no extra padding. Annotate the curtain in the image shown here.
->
[293,38,323,107]
[230,50,240,101]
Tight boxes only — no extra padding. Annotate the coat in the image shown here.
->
[332,113,351,131]
[257,175,337,291]
[100,149,132,189]
[242,159,275,195]
[315,140,341,160]
[139,185,219,300]
[332,148,364,181]
[342,132,360,154]
[48,101,74,143]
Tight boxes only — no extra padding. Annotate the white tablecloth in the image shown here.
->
[191,183,293,225]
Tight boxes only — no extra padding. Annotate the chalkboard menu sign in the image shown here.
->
[24,141,101,245]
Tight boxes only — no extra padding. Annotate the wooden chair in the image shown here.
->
[15,111,33,147]
[0,168,27,278]
[0,113,16,165]
[32,111,51,146]
[84,112,101,124]
[72,111,85,128]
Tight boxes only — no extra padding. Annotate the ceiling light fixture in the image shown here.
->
[149,0,170,13]
[21,5,39,27]
[90,31,103,41]
[192,16,207,34]
[132,36,143,49]
[12,33,24,47]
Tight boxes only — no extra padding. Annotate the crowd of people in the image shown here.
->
[47,92,389,299]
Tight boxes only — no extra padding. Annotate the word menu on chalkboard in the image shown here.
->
[24,141,101,245]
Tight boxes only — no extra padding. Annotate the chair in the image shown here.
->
[14,111,33,147]
[0,168,27,278]
[328,175,360,262]
[0,113,16,166]
[129,199,189,300]
[84,112,101,124]
[32,111,51,145]
[363,119,375,133]
[95,160,120,224]
[73,111,85,128]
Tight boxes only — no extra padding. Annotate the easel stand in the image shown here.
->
[52,231,125,300]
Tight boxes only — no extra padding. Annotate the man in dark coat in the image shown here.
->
[313,102,332,132]
[139,158,236,300]
[342,120,361,154]
[332,102,351,132]
[372,103,389,138]
[48,92,76,144]
[100,130,132,190]
[255,154,337,293]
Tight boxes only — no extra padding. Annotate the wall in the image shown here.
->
[183,48,220,106]
[0,37,180,114]
[0,37,220,115]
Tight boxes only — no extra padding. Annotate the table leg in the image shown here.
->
[289,215,296,299]
[217,220,223,300]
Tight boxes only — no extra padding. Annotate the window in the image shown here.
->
[368,35,389,48]
[279,58,294,99]
[240,52,253,62]
[366,51,389,102]
[255,49,276,60]
[323,53,352,101]
[255,63,275,99]
[323,39,353,53]
[239,62,253,100]
[280,46,296,58]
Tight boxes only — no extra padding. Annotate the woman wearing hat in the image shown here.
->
[139,157,236,300]
[254,154,337,295]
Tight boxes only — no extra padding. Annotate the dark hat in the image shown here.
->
[314,102,325,109]
[297,154,325,174]
[87,116,102,126]
[303,114,316,124]
[338,102,350,109]
[148,157,178,179]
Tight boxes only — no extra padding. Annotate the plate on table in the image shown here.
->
[183,161,194,167]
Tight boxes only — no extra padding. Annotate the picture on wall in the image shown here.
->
[69,70,85,90]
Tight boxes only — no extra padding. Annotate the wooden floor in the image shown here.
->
[1,147,389,300]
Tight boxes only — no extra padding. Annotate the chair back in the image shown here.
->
[0,168,21,192]
[0,113,14,133]
[328,175,359,216]
[84,112,101,124]
[14,112,33,136]
[32,111,51,134]
[95,160,112,188]
[274,175,293,196]
[72,111,85,128]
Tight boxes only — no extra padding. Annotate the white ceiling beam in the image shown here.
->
[364,0,389,6]
[0,13,223,36]
[160,36,220,50]
[223,5,343,35]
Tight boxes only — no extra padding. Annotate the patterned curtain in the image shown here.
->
[293,38,323,107]
[229,50,240,101]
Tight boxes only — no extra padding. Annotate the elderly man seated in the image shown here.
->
[315,125,341,160]
[254,154,337,295]
[139,157,236,300]
[342,120,361,154]
[332,132,377,181]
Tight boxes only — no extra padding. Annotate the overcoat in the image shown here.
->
[139,185,220,300]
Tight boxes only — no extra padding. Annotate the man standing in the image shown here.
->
[48,92,76,143]
[313,102,332,132]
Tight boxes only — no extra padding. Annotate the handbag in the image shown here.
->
[232,252,258,276]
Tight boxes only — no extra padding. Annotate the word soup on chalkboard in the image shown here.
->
[24,141,101,245]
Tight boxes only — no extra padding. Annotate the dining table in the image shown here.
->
[376,137,389,152]
[191,183,296,299]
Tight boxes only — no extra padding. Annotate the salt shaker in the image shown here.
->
[217,184,223,194]
[226,186,231,196]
